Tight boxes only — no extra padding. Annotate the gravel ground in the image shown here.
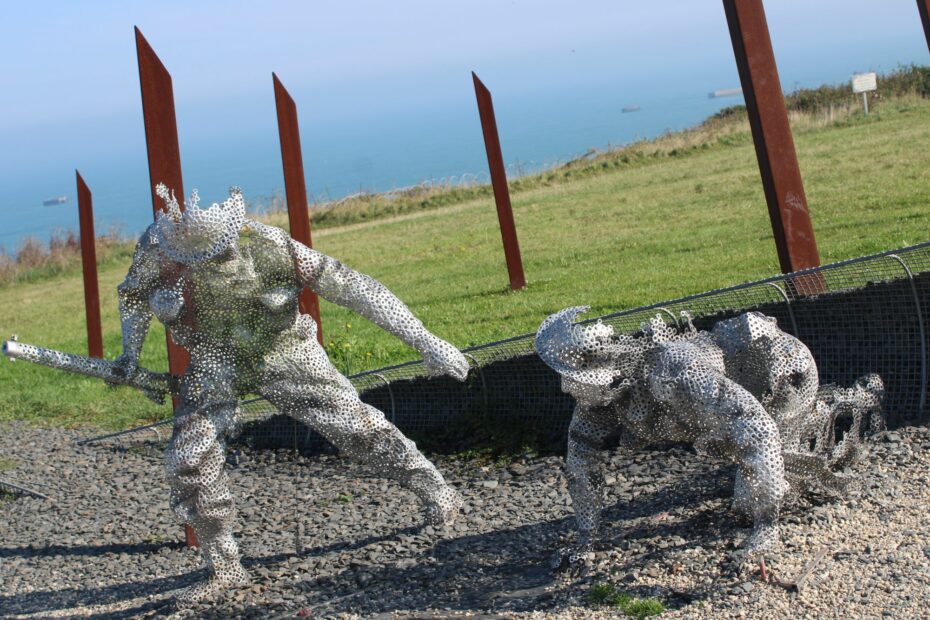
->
[1,422,928,619]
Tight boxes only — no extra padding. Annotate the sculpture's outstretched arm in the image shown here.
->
[290,238,468,380]
[116,229,160,374]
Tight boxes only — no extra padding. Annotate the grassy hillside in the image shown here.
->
[2,94,929,429]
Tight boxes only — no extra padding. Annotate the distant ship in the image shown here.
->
[42,196,67,207]
[709,88,743,99]
[621,105,641,113]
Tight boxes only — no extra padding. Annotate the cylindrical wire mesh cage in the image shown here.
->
[86,240,930,452]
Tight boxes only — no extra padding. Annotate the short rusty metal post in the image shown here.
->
[135,26,197,548]
[919,0,930,53]
[472,72,527,291]
[75,171,103,358]
[272,73,324,344]
[723,0,823,293]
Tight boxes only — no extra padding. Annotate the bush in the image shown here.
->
[0,227,131,287]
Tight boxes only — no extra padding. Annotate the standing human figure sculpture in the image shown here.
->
[115,184,469,605]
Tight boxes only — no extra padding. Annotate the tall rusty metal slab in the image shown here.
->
[723,0,822,289]
[135,26,191,377]
[76,171,104,359]
[272,73,324,345]
[919,0,930,54]
[134,26,197,547]
[472,72,527,291]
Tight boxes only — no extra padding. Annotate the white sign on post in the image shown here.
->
[851,72,877,115]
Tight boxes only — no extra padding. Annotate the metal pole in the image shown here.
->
[135,26,192,377]
[472,72,527,291]
[134,26,197,548]
[722,0,823,292]
[75,171,103,358]
[272,73,324,345]
[919,0,930,54]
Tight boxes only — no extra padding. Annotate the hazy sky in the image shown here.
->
[0,1,927,218]
[3,2,926,126]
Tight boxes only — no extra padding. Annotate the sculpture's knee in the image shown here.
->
[316,401,389,447]
[170,416,220,473]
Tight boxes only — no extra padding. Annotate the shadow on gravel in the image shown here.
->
[192,460,762,618]
[0,569,198,618]
[0,528,426,619]
[3,454,836,619]
[0,540,184,559]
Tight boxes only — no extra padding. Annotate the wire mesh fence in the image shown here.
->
[83,240,930,453]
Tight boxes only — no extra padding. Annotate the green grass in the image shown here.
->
[589,582,665,618]
[2,94,930,429]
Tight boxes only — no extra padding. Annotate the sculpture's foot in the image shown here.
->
[741,522,779,559]
[730,500,753,526]
[423,485,463,527]
[174,564,250,609]
[551,542,594,577]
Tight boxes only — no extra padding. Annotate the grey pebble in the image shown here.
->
[1,421,929,620]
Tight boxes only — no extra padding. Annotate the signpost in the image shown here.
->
[851,72,877,115]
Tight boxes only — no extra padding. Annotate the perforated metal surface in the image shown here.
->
[536,307,882,563]
[116,186,467,604]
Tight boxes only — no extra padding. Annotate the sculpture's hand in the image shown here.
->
[110,353,140,384]
[111,354,166,404]
[140,386,168,405]
[419,335,469,381]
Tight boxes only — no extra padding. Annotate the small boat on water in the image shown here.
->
[708,88,742,99]
[42,196,67,207]
[621,105,641,113]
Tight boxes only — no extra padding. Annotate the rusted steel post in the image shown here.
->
[472,72,527,291]
[135,26,197,548]
[919,0,930,54]
[272,73,324,344]
[135,27,191,376]
[75,171,104,359]
[723,0,823,293]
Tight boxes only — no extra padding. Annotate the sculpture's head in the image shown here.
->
[535,306,645,406]
[152,184,246,264]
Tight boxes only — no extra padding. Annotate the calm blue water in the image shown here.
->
[1,50,925,253]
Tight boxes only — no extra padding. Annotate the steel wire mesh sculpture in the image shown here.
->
[535,307,883,570]
[114,184,469,604]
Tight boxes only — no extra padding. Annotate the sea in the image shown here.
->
[1,48,927,253]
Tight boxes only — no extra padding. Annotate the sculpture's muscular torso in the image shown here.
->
[118,185,468,605]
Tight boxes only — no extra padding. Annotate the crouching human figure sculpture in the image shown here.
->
[114,185,469,604]
[535,307,883,570]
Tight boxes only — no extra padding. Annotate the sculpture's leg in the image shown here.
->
[166,399,248,606]
[720,384,787,555]
[654,359,787,557]
[261,334,461,526]
[554,404,616,572]
[732,470,752,522]
[566,405,615,546]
